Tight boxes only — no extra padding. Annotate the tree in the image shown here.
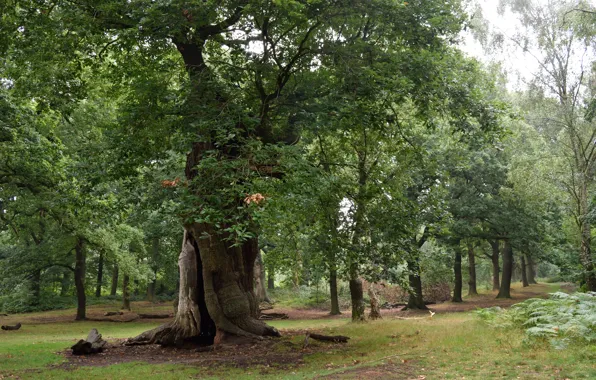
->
[496,0,596,290]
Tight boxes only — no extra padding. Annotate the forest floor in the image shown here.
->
[1,282,594,379]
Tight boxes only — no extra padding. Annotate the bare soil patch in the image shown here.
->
[59,329,335,372]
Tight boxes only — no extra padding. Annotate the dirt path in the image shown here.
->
[273,282,570,319]
[0,282,568,326]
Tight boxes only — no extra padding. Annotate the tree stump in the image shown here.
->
[71,328,107,355]
[1,323,21,331]
[368,285,382,320]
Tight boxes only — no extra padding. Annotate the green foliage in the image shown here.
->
[476,292,596,348]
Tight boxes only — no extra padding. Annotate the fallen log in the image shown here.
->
[304,332,350,348]
[138,313,172,319]
[308,333,350,343]
[0,313,8,317]
[71,328,107,355]
[259,312,288,320]
[1,322,21,331]
[103,311,124,316]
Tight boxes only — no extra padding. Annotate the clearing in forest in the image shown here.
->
[1,282,593,379]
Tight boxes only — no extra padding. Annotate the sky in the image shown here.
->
[458,0,539,90]
[459,0,596,92]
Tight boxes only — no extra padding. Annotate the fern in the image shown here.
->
[476,292,596,348]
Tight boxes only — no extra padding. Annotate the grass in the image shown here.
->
[1,283,594,379]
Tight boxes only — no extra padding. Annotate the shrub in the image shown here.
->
[475,292,596,348]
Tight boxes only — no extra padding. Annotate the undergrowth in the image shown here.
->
[476,292,596,348]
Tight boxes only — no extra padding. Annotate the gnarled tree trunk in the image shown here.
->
[128,226,280,346]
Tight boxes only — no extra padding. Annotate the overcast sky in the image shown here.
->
[458,0,596,91]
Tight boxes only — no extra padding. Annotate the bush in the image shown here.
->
[475,292,596,348]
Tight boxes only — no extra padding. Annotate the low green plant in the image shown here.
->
[476,292,596,348]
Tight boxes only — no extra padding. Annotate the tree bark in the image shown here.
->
[467,242,478,296]
[579,181,596,291]
[267,269,275,290]
[527,255,537,284]
[122,274,131,311]
[253,250,270,303]
[406,257,427,309]
[95,252,104,298]
[368,284,381,320]
[497,239,513,299]
[521,255,530,287]
[147,279,157,303]
[349,275,365,322]
[128,226,280,346]
[489,240,500,291]
[74,238,87,320]
[134,279,140,297]
[329,266,341,315]
[128,26,285,345]
[452,242,463,302]
[110,264,119,296]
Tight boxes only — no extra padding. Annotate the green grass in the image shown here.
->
[1,284,595,379]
